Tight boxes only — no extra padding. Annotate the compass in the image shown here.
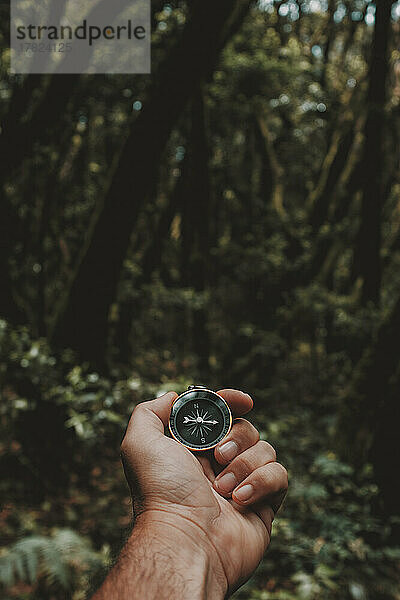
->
[168,386,232,451]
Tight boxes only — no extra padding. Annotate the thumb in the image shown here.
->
[124,391,178,445]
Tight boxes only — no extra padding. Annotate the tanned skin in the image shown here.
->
[91,389,288,599]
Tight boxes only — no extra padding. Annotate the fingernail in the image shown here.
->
[233,484,254,502]
[215,472,237,493]
[218,441,238,461]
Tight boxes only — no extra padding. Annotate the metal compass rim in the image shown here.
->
[168,387,232,451]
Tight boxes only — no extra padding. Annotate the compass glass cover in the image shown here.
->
[169,390,231,450]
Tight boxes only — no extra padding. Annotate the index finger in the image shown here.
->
[217,389,253,417]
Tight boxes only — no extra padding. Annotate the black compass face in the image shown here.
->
[169,388,232,451]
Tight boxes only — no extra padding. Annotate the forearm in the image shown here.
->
[91,515,227,600]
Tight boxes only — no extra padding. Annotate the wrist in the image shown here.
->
[134,510,228,600]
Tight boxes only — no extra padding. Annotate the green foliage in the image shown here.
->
[1,1,400,599]
[234,449,400,600]
[1,317,399,599]
[0,529,107,599]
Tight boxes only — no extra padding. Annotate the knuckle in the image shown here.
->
[120,432,137,458]
[257,467,273,488]
[274,462,289,489]
[120,436,129,456]
[254,463,288,491]
[247,421,260,442]
[236,421,259,446]
[234,418,259,438]
[235,454,254,477]
[258,440,277,461]
[133,402,146,415]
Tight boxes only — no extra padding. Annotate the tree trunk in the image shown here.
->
[320,0,336,89]
[352,0,392,305]
[51,0,252,366]
[179,84,212,371]
[114,152,190,363]
[338,292,400,519]
[308,123,355,233]
[187,85,211,372]
[0,75,79,182]
[0,200,22,321]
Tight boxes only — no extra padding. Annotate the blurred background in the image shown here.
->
[1,0,400,598]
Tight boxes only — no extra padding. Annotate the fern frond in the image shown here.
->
[0,528,102,592]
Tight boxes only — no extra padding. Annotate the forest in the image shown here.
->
[1,0,400,598]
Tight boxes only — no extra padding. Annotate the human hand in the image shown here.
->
[120,389,288,597]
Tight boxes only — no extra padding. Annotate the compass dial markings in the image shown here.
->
[169,389,232,450]
[182,406,220,438]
